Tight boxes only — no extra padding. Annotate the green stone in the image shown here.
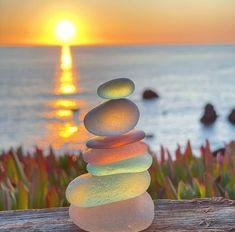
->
[97,78,135,99]
[87,154,152,176]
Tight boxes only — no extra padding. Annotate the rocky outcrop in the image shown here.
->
[200,103,218,125]
[142,89,159,100]
[228,108,235,124]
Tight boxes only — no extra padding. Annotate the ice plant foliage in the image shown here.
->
[148,140,235,200]
[0,147,86,210]
[0,140,234,210]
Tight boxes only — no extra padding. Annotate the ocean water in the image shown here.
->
[0,45,235,155]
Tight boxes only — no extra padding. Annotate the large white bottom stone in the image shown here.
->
[69,192,154,232]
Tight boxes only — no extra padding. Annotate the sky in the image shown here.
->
[0,0,235,45]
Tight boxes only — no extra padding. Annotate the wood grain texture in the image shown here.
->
[0,198,234,232]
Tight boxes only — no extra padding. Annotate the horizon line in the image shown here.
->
[0,41,235,47]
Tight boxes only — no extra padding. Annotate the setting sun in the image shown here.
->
[55,20,76,43]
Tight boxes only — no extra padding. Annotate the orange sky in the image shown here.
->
[0,0,235,45]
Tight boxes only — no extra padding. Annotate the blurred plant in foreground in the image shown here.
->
[0,140,234,210]
[0,147,86,210]
[148,140,235,200]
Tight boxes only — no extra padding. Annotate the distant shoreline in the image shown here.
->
[0,43,235,48]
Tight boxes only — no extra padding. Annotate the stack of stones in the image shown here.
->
[66,78,154,232]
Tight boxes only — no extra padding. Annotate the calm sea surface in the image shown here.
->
[0,45,235,154]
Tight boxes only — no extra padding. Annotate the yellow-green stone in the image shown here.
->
[66,171,150,207]
[87,154,152,176]
[97,78,135,99]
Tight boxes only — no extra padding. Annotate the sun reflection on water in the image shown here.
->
[56,109,73,119]
[60,46,72,70]
[38,46,90,151]
[53,99,79,108]
[55,46,78,95]
[59,122,79,138]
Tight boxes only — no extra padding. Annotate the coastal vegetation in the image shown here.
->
[0,140,234,210]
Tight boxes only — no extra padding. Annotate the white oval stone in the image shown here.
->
[69,192,154,232]
[84,99,140,136]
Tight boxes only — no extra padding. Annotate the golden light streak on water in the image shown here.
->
[38,46,91,151]
[55,46,78,95]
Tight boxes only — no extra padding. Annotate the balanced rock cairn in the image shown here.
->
[66,78,154,232]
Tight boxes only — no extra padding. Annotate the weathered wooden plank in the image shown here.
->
[0,198,234,231]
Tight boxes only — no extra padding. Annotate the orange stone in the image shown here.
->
[83,141,148,165]
[86,130,145,149]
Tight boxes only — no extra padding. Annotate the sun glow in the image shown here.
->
[55,20,76,43]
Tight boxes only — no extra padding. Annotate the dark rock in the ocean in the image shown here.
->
[142,89,159,100]
[200,103,218,125]
[212,147,225,157]
[145,133,154,139]
[228,108,235,124]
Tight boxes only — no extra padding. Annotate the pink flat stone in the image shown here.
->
[86,130,145,149]
[83,141,148,165]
